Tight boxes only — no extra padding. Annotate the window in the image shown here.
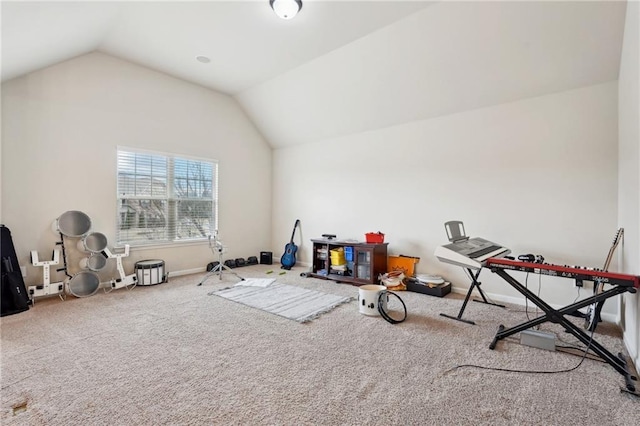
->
[116,147,217,246]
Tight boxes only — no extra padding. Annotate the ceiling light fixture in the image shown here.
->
[270,0,302,20]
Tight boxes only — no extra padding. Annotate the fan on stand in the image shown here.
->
[197,231,244,286]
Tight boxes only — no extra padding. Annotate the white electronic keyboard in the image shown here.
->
[435,237,510,270]
[436,221,511,325]
[434,221,510,270]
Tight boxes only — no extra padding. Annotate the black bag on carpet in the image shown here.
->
[1,225,30,317]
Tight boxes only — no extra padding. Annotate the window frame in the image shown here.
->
[116,146,218,247]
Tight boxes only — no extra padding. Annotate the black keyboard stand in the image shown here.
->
[440,267,505,325]
[488,267,637,392]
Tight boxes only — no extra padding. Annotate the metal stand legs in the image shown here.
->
[440,268,504,325]
[197,248,244,286]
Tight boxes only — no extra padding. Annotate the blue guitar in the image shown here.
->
[280,219,300,270]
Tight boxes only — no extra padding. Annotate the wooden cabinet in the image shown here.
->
[308,239,388,286]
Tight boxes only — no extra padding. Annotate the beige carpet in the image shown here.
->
[1,264,639,425]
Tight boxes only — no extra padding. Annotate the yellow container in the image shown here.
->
[330,248,346,265]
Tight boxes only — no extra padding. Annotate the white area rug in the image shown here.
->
[234,278,276,287]
[209,282,352,323]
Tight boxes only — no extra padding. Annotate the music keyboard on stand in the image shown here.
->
[486,257,640,393]
[434,221,511,324]
[435,237,511,270]
[485,257,640,288]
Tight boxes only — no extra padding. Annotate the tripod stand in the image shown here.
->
[197,232,244,286]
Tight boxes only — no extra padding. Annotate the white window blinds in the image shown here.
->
[116,148,217,246]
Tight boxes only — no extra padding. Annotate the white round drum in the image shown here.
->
[135,259,166,286]
[67,271,101,298]
[52,210,92,237]
[77,232,108,253]
[79,253,108,272]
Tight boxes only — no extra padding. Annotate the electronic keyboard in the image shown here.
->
[435,237,510,270]
[485,257,640,288]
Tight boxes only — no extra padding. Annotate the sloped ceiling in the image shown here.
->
[1,1,627,149]
[1,1,432,89]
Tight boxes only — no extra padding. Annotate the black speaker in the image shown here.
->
[260,251,273,265]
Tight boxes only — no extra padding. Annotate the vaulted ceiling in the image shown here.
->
[1,1,628,148]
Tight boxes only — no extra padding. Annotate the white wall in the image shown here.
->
[273,81,620,315]
[1,52,272,285]
[618,0,640,368]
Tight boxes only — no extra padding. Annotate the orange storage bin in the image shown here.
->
[388,255,420,277]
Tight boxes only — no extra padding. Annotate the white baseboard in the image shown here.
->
[622,332,640,374]
[168,267,206,277]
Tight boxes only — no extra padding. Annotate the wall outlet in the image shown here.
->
[20,266,27,278]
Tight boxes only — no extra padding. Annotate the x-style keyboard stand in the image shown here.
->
[439,266,505,325]
[488,265,637,393]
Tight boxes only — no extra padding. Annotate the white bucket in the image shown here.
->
[358,284,387,316]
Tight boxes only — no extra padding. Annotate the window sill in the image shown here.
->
[118,239,209,251]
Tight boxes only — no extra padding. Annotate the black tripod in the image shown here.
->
[197,233,244,286]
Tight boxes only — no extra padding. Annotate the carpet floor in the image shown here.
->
[1,264,639,425]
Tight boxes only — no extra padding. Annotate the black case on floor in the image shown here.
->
[405,278,452,298]
[1,225,30,316]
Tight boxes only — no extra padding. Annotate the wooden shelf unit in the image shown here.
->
[308,239,388,286]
